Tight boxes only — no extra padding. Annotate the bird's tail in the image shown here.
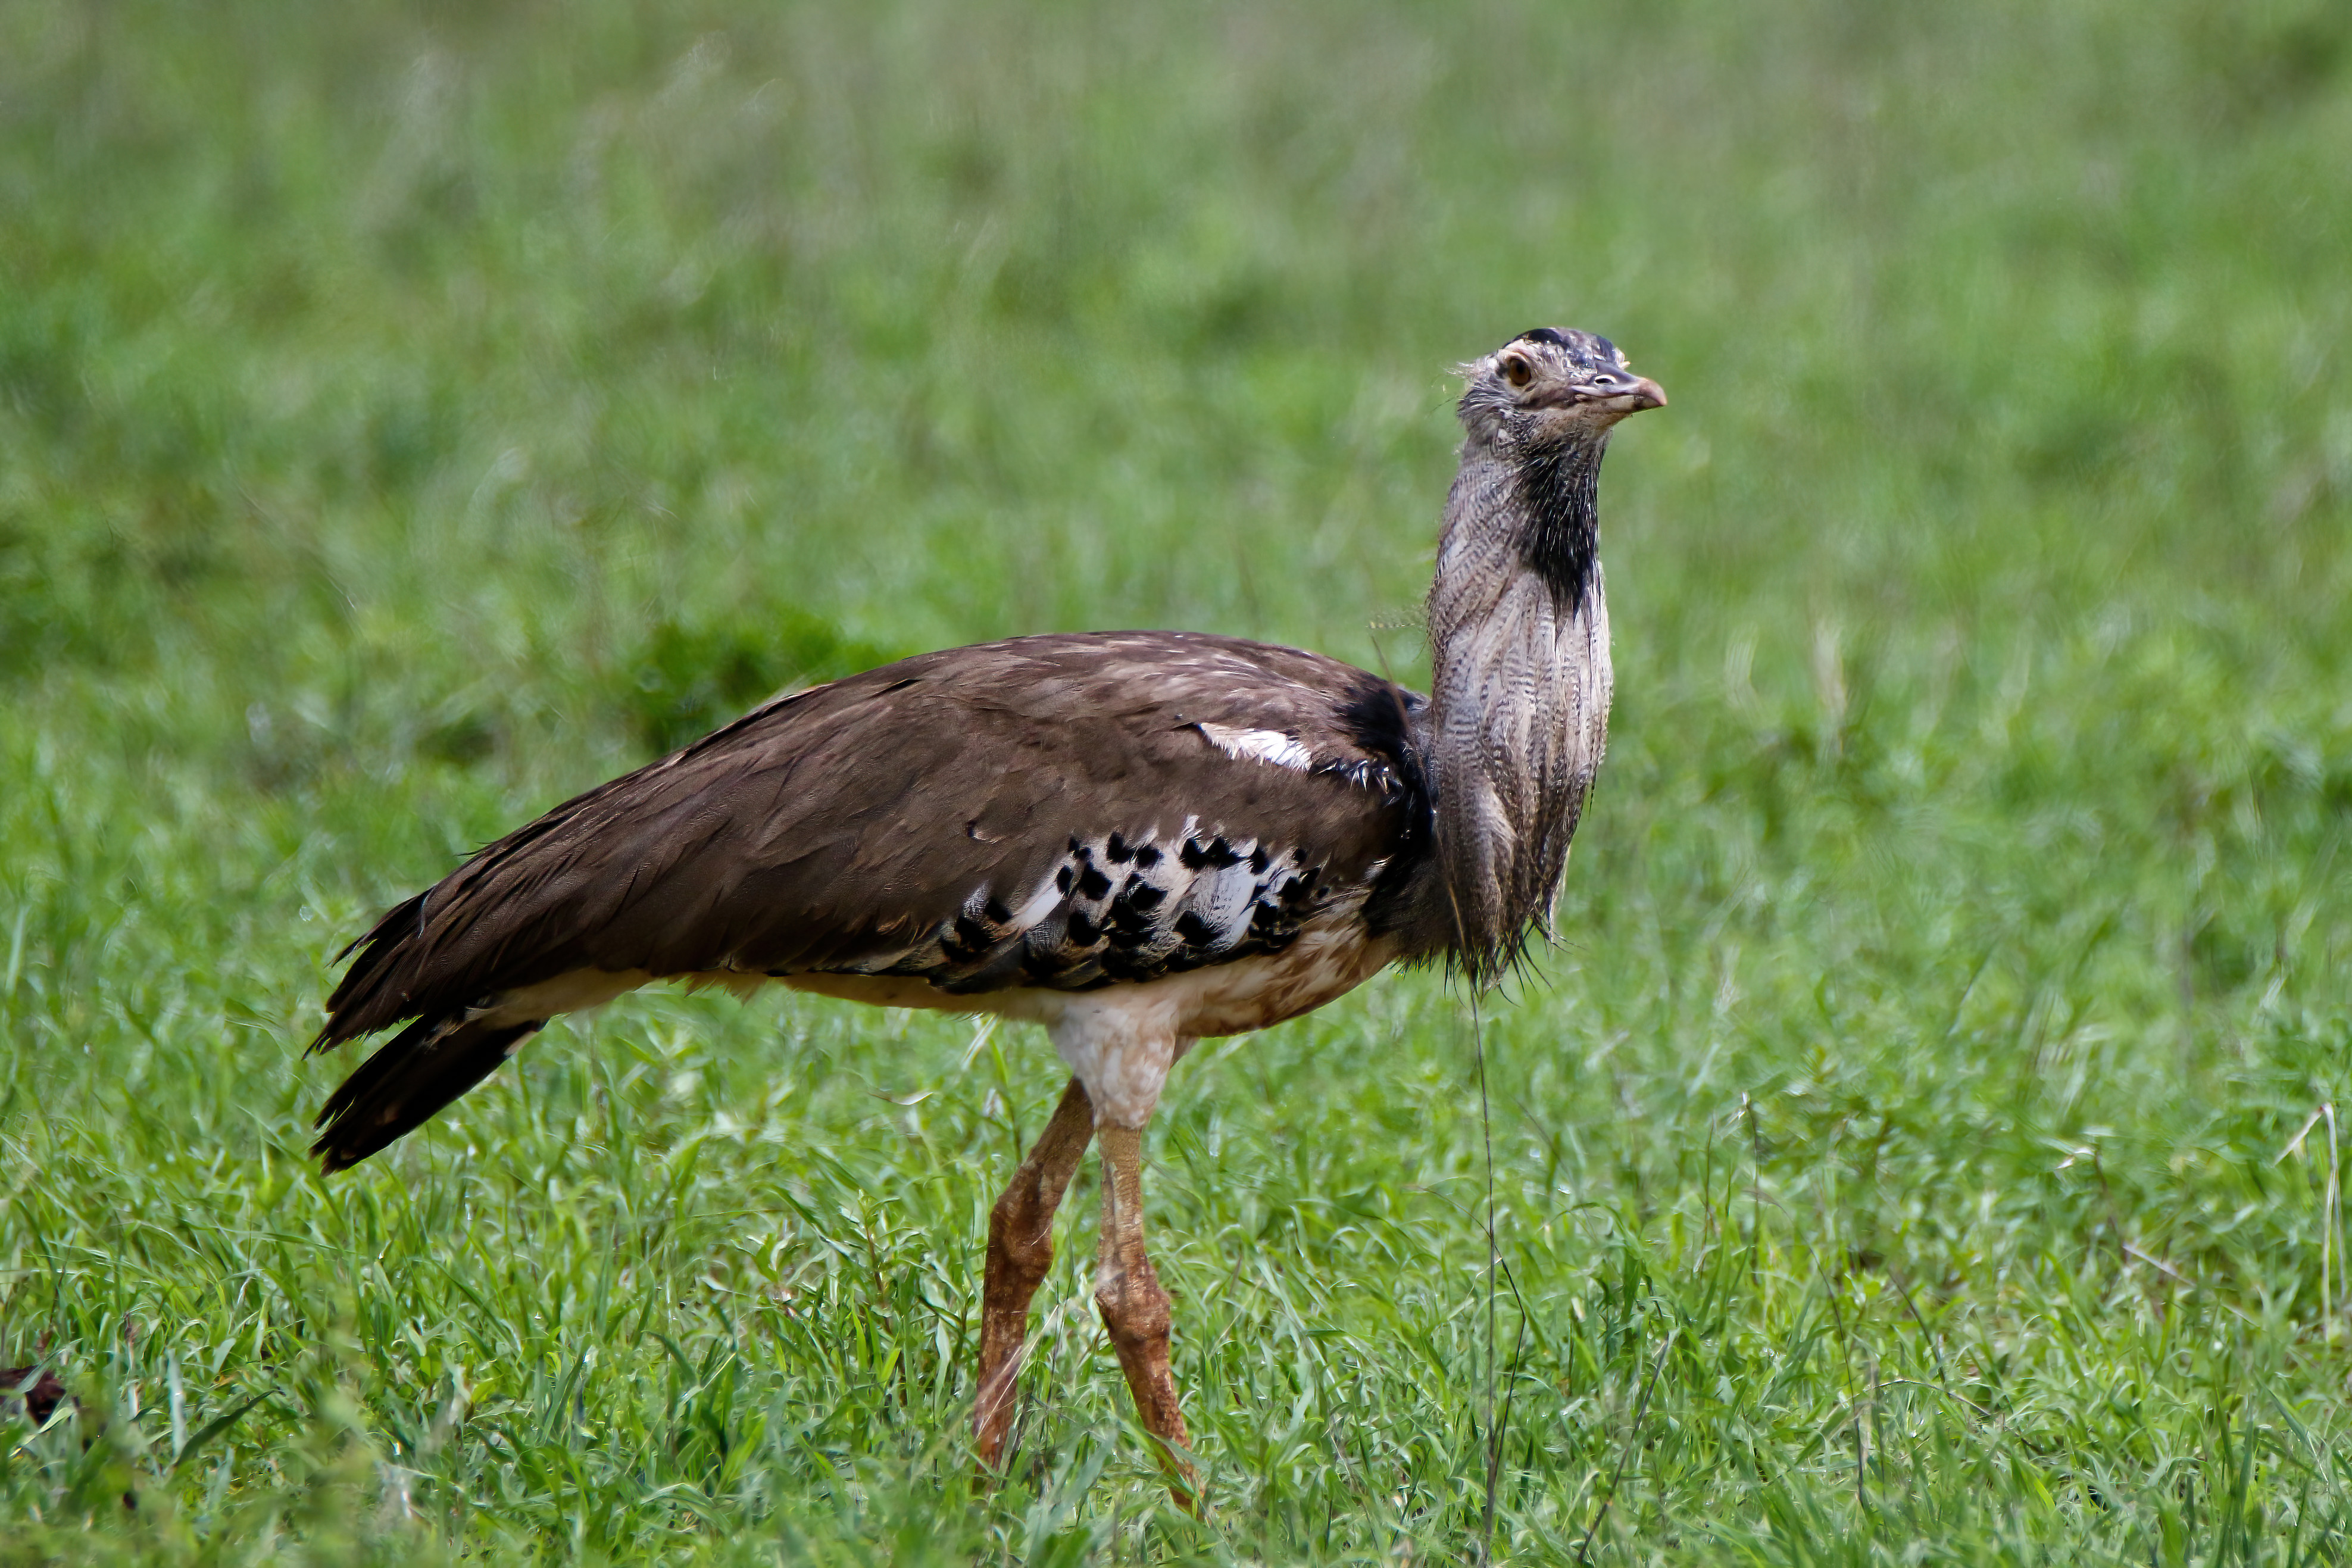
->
[311,1014,544,1173]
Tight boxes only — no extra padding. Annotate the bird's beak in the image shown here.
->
[1625,376,1667,411]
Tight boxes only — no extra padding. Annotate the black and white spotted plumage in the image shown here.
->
[893,825,1339,993]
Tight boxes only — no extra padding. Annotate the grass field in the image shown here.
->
[4,0,2351,1560]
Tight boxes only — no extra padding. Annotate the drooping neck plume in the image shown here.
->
[1419,420,1616,982]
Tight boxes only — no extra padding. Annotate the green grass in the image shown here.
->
[4,0,2352,1560]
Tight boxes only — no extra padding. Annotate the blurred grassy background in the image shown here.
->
[2,0,2350,1560]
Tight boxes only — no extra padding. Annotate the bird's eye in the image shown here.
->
[1500,355,1533,388]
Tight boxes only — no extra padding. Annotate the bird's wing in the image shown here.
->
[316,631,1429,1047]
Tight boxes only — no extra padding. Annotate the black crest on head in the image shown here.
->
[1514,327,1621,374]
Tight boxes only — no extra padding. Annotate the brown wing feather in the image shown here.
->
[315,632,1428,1050]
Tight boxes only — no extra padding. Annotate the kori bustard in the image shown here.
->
[308,328,1664,1500]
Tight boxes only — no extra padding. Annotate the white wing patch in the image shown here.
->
[1008,876,1065,930]
[1194,723,1315,773]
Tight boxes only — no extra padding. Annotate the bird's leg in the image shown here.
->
[973,1076,1095,1473]
[1094,1120,1198,1510]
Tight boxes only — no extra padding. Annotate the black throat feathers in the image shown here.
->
[1515,431,1608,612]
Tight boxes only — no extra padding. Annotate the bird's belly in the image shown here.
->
[477,917,1395,1044]
[1135,917,1399,1038]
[775,914,1396,1039]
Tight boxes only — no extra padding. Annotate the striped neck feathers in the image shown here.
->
[1420,427,1616,982]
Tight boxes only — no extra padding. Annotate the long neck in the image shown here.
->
[1418,429,1615,980]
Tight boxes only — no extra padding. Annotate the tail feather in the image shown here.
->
[308,891,432,1054]
[311,1015,544,1173]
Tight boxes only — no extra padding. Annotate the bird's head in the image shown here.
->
[1455,327,1666,448]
